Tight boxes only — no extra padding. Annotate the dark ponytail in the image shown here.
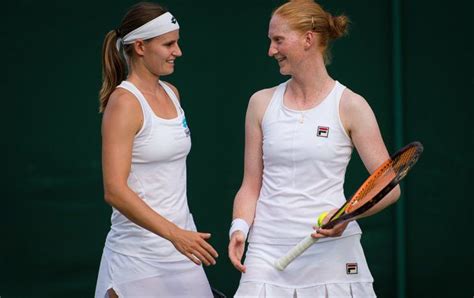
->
[98,2,167,113]
[99,30,126,113]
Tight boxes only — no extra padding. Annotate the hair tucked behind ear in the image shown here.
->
[98,2,167,113]
[273,0,350,64]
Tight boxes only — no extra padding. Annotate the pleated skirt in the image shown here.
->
[235,234,376,297]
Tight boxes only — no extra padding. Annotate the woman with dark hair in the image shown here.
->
[228,0,399,296]
[95,2,217,297]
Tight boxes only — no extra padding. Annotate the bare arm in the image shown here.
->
[343,90,401,218]
[228,89,273,272]
[316,89,400,238]
[102,89,217,265]
[232,99,265,224]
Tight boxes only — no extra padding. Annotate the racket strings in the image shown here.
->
[348,165,395,211]
[347,146,421,213]
[391,146,420,180]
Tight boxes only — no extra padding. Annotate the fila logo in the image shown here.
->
[317,126,329,138]
[346,263,358,274]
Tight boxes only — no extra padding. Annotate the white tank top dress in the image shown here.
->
[235,80,376,297]
[95,80,212,298]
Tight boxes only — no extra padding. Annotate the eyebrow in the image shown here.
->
[162,37,179,43]
[268,34,284,40]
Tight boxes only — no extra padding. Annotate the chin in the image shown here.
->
[160,68,175,76]
[279,68,290,76]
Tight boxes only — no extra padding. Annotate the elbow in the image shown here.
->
[391,185,401,204]
[103,185,124,207]
[103,191,114,205]
[103,190,116,206]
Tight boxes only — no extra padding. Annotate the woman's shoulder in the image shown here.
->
[104,87,142,120]
[160,80,180,100]
[340,86,371,114]
[108,87,141,109]
[339,85,377,134]
[102,87,143,134]
[249,86,278,108]
[251,86,277,100]
[246,86,279,122]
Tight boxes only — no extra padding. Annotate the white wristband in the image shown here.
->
[229,218,250,240]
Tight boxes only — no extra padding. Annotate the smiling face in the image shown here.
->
[267,15,308,76]
[140,29,182,76]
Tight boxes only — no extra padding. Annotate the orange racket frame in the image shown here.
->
[322,141,424,229]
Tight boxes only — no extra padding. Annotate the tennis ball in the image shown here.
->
[317,211,329,227]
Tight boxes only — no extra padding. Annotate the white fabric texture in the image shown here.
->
[95,80,212,296]
[116,12,180,52]
[95,247,213,298]
[238,235,374,289]
[235,281,375,298]
[104,80,193,261]
[236,80,375,296]
[249,80,361,245]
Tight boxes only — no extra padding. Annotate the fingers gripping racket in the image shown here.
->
[274,141,424,271]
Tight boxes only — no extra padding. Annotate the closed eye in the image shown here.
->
[269,36,283,45]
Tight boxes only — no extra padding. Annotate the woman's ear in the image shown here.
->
[303,31,316,50]
[133,39,146,57]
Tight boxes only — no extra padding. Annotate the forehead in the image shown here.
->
[154,29,180,41]
[268,15,293,38]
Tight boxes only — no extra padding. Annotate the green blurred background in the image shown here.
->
[1,0,472,297]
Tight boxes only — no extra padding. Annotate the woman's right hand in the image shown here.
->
[170,228,218,266]
[228,231,246,273]
[311,209,349,239]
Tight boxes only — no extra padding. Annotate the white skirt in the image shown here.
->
[95,247,213,298]
[235,282,375,297]
[235,234,376,297]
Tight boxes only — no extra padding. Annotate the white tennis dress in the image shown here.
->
[95,81,213,298]
[235,80,376,297]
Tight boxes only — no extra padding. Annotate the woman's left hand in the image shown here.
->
[311,209,349,239]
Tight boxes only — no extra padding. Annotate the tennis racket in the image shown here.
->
[274,141,424,271]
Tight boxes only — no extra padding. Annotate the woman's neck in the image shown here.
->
[127,66,161,95]
[288,60,334,106]
[127,72,160,94]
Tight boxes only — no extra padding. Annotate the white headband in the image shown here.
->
[115,12,179,53]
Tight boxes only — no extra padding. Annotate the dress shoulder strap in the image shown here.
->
[116,81,154,117]
[159,81,183,114]
[262,80,289,125]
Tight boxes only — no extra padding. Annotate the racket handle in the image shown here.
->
[274,235,319,271]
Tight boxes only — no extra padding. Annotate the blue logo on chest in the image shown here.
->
[182,117,190,137]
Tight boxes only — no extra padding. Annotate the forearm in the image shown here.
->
[357,185,401,219]
[232,187,259,226]
[104,187,179,241]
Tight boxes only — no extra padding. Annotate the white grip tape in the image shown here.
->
[274,235,319,271]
